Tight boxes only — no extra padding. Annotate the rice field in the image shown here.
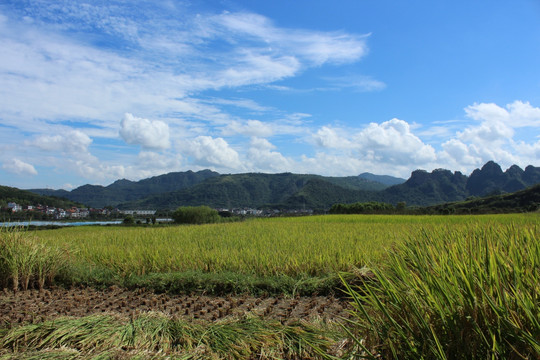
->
[31,214,538,280]
[1,213,539,359]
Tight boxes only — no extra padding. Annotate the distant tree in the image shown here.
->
[172,206,220,224]
[123,215,135,225]
[329,201,395,214]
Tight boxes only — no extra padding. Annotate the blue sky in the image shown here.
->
[1,0,539,189]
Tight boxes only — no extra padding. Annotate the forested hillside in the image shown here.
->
[0,186,81,209]
[22,161,540,210]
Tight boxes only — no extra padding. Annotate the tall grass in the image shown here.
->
[343,223,540,359]
[0,227,68,291]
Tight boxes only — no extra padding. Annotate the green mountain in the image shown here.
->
[426,184,540,214]
[118,173,387,210]
[0,185,81,209]
[30,170,220,208]
[376,162,540,207]
[279,178,377,210]
[24,161,540,210]
[358,172,405,186]
[380,168,469,206]
[466,161,540,196]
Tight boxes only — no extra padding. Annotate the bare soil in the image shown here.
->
[0,286,351,327]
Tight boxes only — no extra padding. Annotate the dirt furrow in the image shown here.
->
[0,286,351,326]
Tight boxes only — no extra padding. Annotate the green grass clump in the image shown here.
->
[0,227,68,291]
[0,312,340,359]
[343,223,540,359]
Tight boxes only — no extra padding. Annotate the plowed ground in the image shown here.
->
[0,286,351,327]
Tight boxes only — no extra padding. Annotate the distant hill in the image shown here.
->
[24,161,540,210]
[279,178,376,210]
[358,172,406,186]
[466,161,540,196]
[380,168,469,206]
[426,183,540,214]
[118,173,387,210]
[0,185,81,209]
[30,170,220,208]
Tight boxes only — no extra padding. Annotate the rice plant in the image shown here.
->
[0,312,341,359]
[342,223,540,359]
[0,227,68,291]
[25,214,540,295]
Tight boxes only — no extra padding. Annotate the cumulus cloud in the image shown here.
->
[30,130,92,153]
[314,119,437,166]
[2,159,38,176]
[247,137,293,172]
[314,126,354,149]
[185,136,242,169]
[438,101,540,170]
[458,120,514,144]
[119,113,170,150]
[74,160,126,181]
[136,151,182,173]
[465,101,540,127]
[440,139,481,166]
[355,119,437,164]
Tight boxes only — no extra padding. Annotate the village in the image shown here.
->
[3,202,313,221]
[4,202,155,220]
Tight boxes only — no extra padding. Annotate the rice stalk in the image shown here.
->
[343,223,540,359]
[1,313,342,359]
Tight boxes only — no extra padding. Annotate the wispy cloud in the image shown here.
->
[323,75,386,92]
[1,1,538,187]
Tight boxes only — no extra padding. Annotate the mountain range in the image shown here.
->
[26,161,540,210]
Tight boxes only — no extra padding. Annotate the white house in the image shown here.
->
[7,202,22,212]
[120,210,156,216]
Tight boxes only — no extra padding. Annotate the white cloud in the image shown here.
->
[465,101,540,128]
[295,152,412,178]
[439,101,540,170]
[212,12,368,66]
[2,159,38,176]
[355,119,437,164]
[185,136,242,169]
[72,159,126,181]
[119,113,170,150]
[223,120,274,137]
[0,5,370,138]
[308,118,439,176]
[30,130,92,153]
[205,98,271,112]
[458,120,514,144]
[324,75,386,92]
[247,137,293,172]
[314,126,354,149]
[136,151,182,173]
[217,51,301,87]
[440,139,481,166]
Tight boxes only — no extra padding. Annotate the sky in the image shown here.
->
[1,0,540,190]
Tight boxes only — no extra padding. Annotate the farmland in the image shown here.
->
[1,214,539,359]
[30,214,535,280]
